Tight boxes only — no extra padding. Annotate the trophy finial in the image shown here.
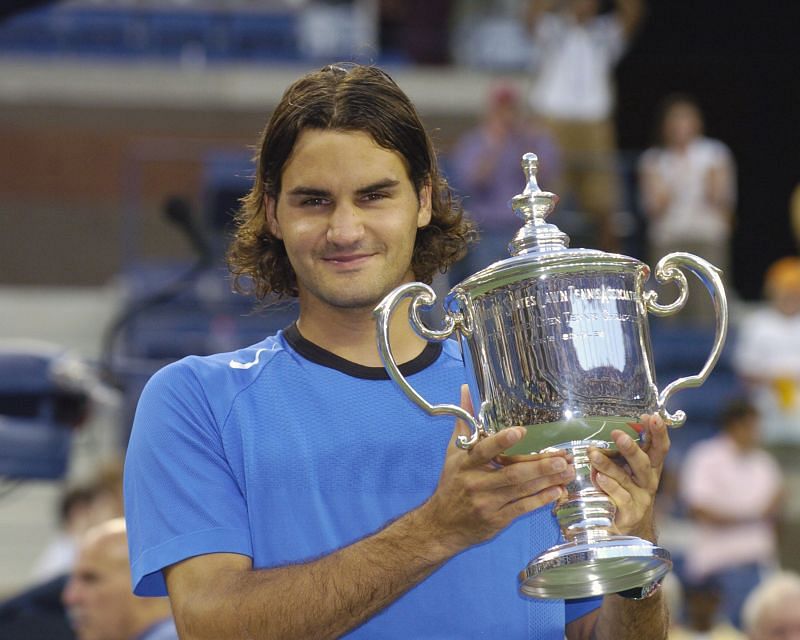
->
[522,152,539,186]
[508,152,567,255]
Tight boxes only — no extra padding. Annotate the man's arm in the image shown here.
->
[614,0,644,38]
[164,387,575,640]
[164,509,453,640]
[567,415,672,640]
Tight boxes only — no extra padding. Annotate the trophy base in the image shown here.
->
[519,535,671,599]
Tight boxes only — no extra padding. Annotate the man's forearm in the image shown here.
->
[592,590,669,640]
[172,505,458,640]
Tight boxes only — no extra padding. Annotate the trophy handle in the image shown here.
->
[644,252,729,426]
[373,282,484,449]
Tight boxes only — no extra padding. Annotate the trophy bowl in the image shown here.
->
[373,153,728,599]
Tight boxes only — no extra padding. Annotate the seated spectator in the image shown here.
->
[734,256,800,444]
[679,400,785,630]
[447,79,560,284]
[31,457,125,584]
[741,571,800,640]
[62,518,177,640]
[0,459,127,639]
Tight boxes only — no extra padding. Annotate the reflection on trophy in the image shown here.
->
[374,153,728,599]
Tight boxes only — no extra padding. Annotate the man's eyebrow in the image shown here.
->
[286,186,332,198]
[286,179,400,198]
[355,179,400,195]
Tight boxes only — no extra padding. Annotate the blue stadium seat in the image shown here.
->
[0,6,61,54]
[226,11,300,61]
[0,348,90,480]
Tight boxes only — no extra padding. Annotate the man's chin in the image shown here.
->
[311,281,399,311]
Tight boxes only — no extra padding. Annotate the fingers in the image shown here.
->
[450,384,530,466]
[587,414,670,537]
[496,454,573,494]
[591,431,652,491]
[498,488,565,521]
[448,384,475,446]
[640,413,670,468]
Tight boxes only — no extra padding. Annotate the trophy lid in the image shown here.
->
[508,153,569,256]
[452,152,646,297]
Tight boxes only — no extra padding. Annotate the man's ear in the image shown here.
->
[417,182,432,228]
[264,195,282,239]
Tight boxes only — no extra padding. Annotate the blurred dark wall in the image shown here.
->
[616,1,800,300]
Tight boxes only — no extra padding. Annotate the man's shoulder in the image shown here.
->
[143,331,294,404]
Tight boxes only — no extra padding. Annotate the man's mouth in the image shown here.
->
[322,253,375,266]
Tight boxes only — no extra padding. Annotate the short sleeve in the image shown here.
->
[565,595,602,624]
[123,361,252,596]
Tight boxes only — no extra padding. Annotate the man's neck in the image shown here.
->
[295,299,427,368]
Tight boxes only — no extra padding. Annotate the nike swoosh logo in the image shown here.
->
[228,348,268,370]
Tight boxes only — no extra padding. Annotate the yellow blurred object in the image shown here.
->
[774,377,797,410]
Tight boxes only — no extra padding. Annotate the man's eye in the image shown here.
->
[301,197,329,207]
[363,192,388,202]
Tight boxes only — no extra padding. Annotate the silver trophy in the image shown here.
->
[374,153,728,599]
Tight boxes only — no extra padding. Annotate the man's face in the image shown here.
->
[267,129,431,312]
[62,541,136,640]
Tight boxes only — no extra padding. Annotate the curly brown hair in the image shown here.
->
[227,64,476,301]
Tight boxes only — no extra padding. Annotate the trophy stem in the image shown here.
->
[555,443,616,542]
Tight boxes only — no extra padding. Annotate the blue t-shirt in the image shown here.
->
[124,325,600,638]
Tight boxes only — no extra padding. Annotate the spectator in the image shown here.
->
[0,458,127,639]
[679,400,785,630]
[741,571,800,640]
[448,79,561,282]
[668,578,747,639]
[525,0,644,252]
[734,256,800,444]
[62,518,177,640]
[639,93,737,324]
[31,457,125,584]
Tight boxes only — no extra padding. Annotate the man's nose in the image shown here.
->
[326,202,365,246]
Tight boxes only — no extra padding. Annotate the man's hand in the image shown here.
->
[588,414,670,540]
[418,386,575,553]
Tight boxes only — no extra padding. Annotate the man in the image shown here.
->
[448,79,561,283]
[741,571,800,640]
[124,63,670,639]
[62,518,177,640]
[526,0,644,252]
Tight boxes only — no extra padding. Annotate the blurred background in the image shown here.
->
[0,0,798,637]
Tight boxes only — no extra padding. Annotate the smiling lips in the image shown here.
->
[322,251,377,267]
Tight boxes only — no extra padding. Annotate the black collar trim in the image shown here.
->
[283,322,442,380]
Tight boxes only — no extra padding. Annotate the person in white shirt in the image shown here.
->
[526,0,644,252]
[639,94,736,324]
[734,256,800,444]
